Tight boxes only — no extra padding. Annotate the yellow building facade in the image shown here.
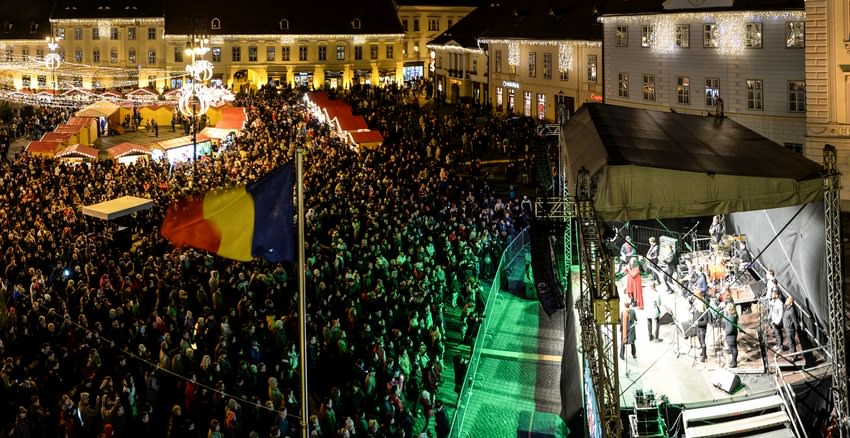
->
[396,1,478,80]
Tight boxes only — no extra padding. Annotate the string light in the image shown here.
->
[507,41,519,67]
[558,43,573,72]
[425,44,482,55]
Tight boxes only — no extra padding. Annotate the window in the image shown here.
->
[618,73,629,98]
[675,24,689,48]
[21,75,30,87]
[56,28,65,39]
[92,48,100,63]
[248,46,258,62]
[523,91,532,117]
[677,76,690,104]
[318,46,327,61]
[704,24,718,48]
[643,74,656,101]
[472,58,477,73]
[280,19,289,31]
[370,45,378,60]
[147,75,156,88]
[428,18,439,32]
[354,46,362,60]
[351,18,361,30]
[72,76,82,87]
[127,27,136,40]
[110,27,119,40]
[496,87,503,110]
[386,45,393,59]
[641,25,654,48]
[267,46,275,62]
[784,143,803,154]
[543,53,552,80]
[705,77,720,107]
[528,52,536,78]
[786,22,805,48]
[35,48,43,61]
[211,18,221,30]
[413,20,419,32]
[110,48,118,63]
[148,27,156,40]
[37,75,46,87]
[74,27,82,40]
[402,19,408,32]
[282,46,290,61]
[211,47,221,62]
[587,54,597,82]
[174,47,183,63]
[746,23,762,48]
[537,93,546,120]
[92,28,100,40]
[788,80,806,112]
[21,48,29,61]
[148,49,156,64]
[495,49,502,73]
[746,79,763,110]
[128,48,136,63]
[299,46,308,61]
[448,19,454,27]
[560,69,568,81]
[232,46,241,62]
[74,48,82,62]
[3,49,10,62]
[336,45,345,61]
[616,25,628,47]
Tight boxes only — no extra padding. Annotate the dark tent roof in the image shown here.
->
[477,0,602,41]
[564,103,823,221]
[599,0,804,15]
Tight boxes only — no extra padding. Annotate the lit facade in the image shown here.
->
[805,0,850,208]
[396,1,478,81]
[600,0,807,149]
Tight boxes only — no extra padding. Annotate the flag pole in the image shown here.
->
[296,145,309,438]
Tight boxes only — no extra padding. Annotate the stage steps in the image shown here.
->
[683,394,795,438]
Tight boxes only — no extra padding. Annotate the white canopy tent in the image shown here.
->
[81,196,154,220]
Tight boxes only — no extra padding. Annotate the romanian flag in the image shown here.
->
[161,162,295,262]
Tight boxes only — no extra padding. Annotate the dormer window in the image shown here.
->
[30,21,39,33]
[211,18,221,30]
[2,21,12,33]
[280,19,289,31]
[352,18,361,30]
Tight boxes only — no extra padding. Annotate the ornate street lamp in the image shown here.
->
[177,35,211,178]
[45,36,62,96]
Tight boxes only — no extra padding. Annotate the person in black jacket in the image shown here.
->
[724,301,739,368]
[783,296,799,353]
[434,400,450,438]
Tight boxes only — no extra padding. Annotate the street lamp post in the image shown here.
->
[177,34,211,182]
[45,37,61,97]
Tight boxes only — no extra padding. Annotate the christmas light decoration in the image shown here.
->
[507,41,519,66]
[558,43,572,72]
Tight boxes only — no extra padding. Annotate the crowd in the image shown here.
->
[0,83,540,438]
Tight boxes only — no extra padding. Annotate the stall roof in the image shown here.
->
[153,134,212,151]
[563,103,824,221]
[25,141,60,156]
[108,142,151,159]
[350,130,384,145]
[81,196,154,220]
[56,144,99,159]
[66,117,95,126]
[55,124,84,134]
[41,132,72,143]
[216,106,247,130]
[76,101,121,118]
[200,127,239,140]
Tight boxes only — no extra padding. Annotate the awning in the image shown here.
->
[107,142,151,159]
[563,103,824,221]
[81,196,154,220]
[56,144,99,159]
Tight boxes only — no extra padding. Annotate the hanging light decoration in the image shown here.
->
[558,43,573,72]
[507,41,519,66]
[177,83,211,117]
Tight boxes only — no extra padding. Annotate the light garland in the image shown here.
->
[477,38,601,48]
[507,41,519,67]
[651,20,676,54]
[50,18,164,26]
[558,43,573,72]
[167,33,404,42]
[717,14,746,55]
[598,10,804,24]
[425,44,483,55]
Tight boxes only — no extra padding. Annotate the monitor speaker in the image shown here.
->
[711,368,741,393]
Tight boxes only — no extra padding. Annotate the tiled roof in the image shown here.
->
[395,0,483,6]
[477,0,602,42]
[0,0,54,40]
[599,0,804,16]
[164,0,403,35]
[51,0,165,19]
[429,2,512,49]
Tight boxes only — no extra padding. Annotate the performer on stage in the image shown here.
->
[724,301,739,368]
[769,288,785,350]
[783,296,799,353]
[620,236,637,266]
[693,291,709,362]
[626,257,644,309]
[709,215,725,245]
[620,300,637,360]
[645,281,662,342]
[646,237,659,282]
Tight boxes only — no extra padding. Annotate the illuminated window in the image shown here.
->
[35,48,43,61]
[267,46,275,62]
[587,54,597,82]
[703,24,718,48]
[128,48,136,63]
[56,28,65,39]
[249,46,258,62]
[110,27,119,40]
[37,75,46,87]
[786,22,804,48]
[92,48,100,63]
[174,47,183,63]
[642,74,655,101]
[496,86,503,110]
[537,93,545,120]
[73,28,82,40]
[232,46,241,62]
[21,48,29,61]
[74,48,82,62]
[147,48,156,64]
[616,25,628,47]
[618,72,629,98]
[788,80,805,112]
[677,76,690,104]
[543,53,552,80]
[110,48,117,63]
[523,91,532,117]
[211,47,221,62]
[318,46,327,61]
[92,28,100,40]
[127,27,136,40]
[746,23,762,48]
[560,69,568,81]
[386,45,393,59]
[354,46,362,60]
[675,25,689,48]
[21,75,30,87]
[528,52,536,78]
[494,50,502,73]
[705,77,720,107]
[746,79,763,110]
[641,25,654,48]
[299,46,308,61]
[336,45,345,61]
[281,47,289,61]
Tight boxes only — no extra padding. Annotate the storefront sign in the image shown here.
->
[502,80,520,89]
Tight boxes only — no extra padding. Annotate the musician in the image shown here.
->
[737,240,752,268]
[692,291,709,362]
[783,296,799,353]
[695,266,709,297]
[645,281,662,342]
[764,269,778,297]
[646,237,659,282]
[724,301,739,368]
[768,288,785,350]
[620,236,637,266]
[626,257,644,309]
[620,300,637,360]
[709,215,725,245]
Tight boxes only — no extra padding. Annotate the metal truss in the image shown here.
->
[575,167,623,437]
[536,123,561,137]
[824,145,849,435]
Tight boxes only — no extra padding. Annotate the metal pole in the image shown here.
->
[296,146,309,438]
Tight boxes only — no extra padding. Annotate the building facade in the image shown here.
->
[396,0,479,81]
[805,0,850,208]
[600,0,806,149]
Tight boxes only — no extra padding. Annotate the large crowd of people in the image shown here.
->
[0,82,541,438]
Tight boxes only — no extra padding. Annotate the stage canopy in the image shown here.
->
[563,103,824,222]
[81,196,154,220]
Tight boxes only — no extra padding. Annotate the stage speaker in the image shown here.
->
[658,311,674,325]
[711,368,741,394]
[530,220,566,316]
